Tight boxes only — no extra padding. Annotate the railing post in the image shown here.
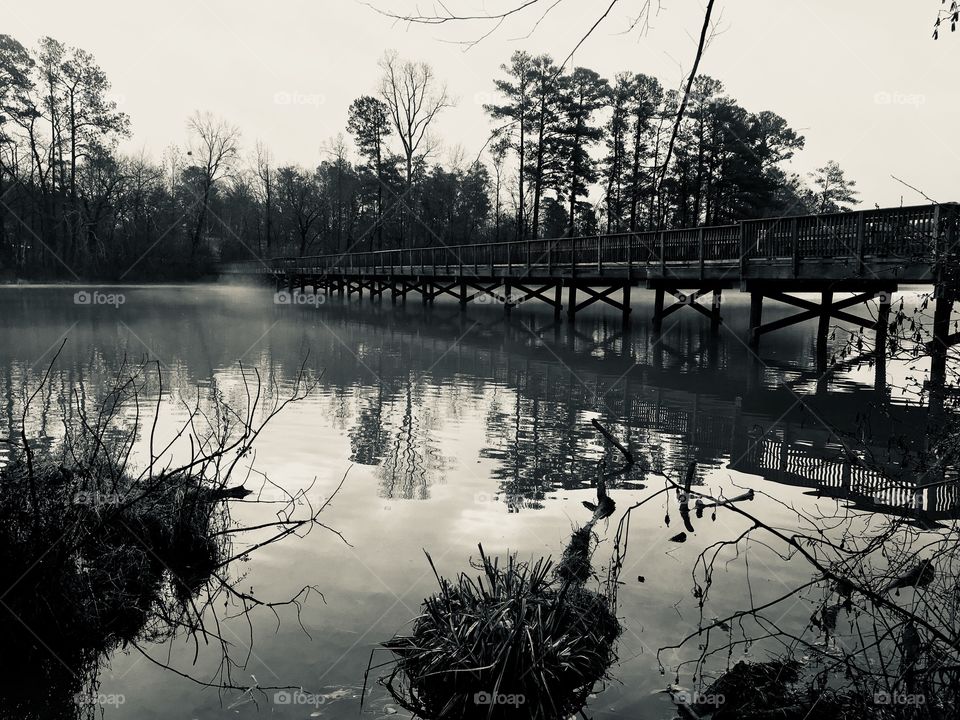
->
[855,210,866,276]
[659,231,665,274]
[738,222,747,280]
[597,235,602,274]
[791,217,800,277]
[626,233,632,275]
[547,239,552,274]
[698,227,704,281]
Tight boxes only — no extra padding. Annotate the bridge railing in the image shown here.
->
[221,203,946,277]
[741,204,941,262]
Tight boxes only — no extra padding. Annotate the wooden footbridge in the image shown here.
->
[222,202,960,374]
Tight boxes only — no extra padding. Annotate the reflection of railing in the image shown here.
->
[733,427,960,517]
[222,203,946,277]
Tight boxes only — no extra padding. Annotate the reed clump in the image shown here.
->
[381,539,620,720]
[374,419,633,719]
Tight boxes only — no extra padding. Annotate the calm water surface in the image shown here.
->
[0,283,939,719]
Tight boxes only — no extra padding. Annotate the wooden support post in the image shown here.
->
[929,289,952,416]
[652,287,665,330]
[710,288,722,333]
[748,292,763,348]
[504,281,513,315]
[816,290,833,373]
[554,284,562,320]
[567,284,577,322]
[459,280,467,310]
[875,293,891,393]
[622,283,632,327]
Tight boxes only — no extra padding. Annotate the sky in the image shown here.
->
[4,0,958,208]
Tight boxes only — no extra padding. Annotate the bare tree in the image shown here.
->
[254,140,274,255]
[378,50,451,244]
[186,111,240,258]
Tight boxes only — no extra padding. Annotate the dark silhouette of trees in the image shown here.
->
[485,51,534,240]
[809,160,859,213]
[347,95,393,250]
[186,111,239,259]
[0,30,860,281]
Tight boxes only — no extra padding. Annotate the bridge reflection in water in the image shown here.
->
[0,285,954,524]
[326,299,958,523]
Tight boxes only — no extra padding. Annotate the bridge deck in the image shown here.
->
[224,202,955,289]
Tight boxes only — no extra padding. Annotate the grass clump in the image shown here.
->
[380,544,621,720]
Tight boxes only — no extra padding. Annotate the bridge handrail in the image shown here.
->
[223,202,951,274]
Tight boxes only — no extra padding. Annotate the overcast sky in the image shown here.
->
[6,1,957,208]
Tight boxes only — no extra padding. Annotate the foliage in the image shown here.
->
[0,32,857,279]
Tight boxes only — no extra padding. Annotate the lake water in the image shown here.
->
[0,283,944,719]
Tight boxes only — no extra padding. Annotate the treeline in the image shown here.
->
[0,36,857,280]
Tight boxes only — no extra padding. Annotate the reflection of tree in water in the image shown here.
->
[378,378,448,500]
[344,375,450,501]
[349,383,390,466]
[481,377,650,511]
